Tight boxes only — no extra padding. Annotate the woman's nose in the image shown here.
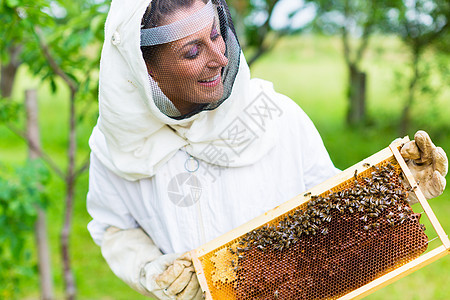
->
[207,42,228,68]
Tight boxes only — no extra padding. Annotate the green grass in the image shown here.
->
[1,34,449,299]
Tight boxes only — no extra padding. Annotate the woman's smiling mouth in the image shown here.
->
[198,74,221,87]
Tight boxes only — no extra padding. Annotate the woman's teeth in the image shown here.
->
[199,74,220,83]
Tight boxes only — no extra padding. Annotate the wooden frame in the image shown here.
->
[190,137,450,300]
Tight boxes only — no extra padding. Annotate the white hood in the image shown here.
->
[89,0,277,181]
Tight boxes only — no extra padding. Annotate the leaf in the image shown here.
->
[50,78,57,93]
[5,0,20,8]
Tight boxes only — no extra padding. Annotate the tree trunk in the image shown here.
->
[25,89,54,300]
[34,27,78,299]
[62,184,76,300]
[347,64,367,125]
[400,50,420,136]
[61,89,77,300]
[1,44,22,98]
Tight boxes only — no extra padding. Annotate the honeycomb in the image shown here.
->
[197,160,429,299]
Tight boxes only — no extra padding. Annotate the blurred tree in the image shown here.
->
[228,0,307,66]
[0,0,107,299]
[1,2,54,299]
[387,0,449,134]
[305,0,403,125]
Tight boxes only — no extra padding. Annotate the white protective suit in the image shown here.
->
[87,0,339,298]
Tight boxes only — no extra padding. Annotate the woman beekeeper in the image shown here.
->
[86,0,448,299]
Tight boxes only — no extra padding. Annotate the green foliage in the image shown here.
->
[227,0,309,65]
[0,98,21,123]
[0,1,107,298]
[0,0,51,60]
[1,0,107,100]
[390,0,450,44]
[306,0,403,35]
[0,159,50,299]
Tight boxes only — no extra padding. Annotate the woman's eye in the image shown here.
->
[185,45,199,59]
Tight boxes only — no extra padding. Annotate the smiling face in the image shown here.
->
[146,0,228,115]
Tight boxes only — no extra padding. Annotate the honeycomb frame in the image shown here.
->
[190,137,450,300]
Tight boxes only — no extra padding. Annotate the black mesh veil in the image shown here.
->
[140,0,241,119]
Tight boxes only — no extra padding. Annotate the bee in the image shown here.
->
[409,185,418,191]
[363,163,371,168]
[304,192,312,197]
[274,290,279,299]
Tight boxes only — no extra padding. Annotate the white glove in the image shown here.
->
[101,226,203,299]
[400,130,448,203]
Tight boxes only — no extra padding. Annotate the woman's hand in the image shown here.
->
[145,252,202,300]
[401,130,448,202]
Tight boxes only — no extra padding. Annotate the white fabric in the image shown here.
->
[90,0,276,181]
[88,94,339,252]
